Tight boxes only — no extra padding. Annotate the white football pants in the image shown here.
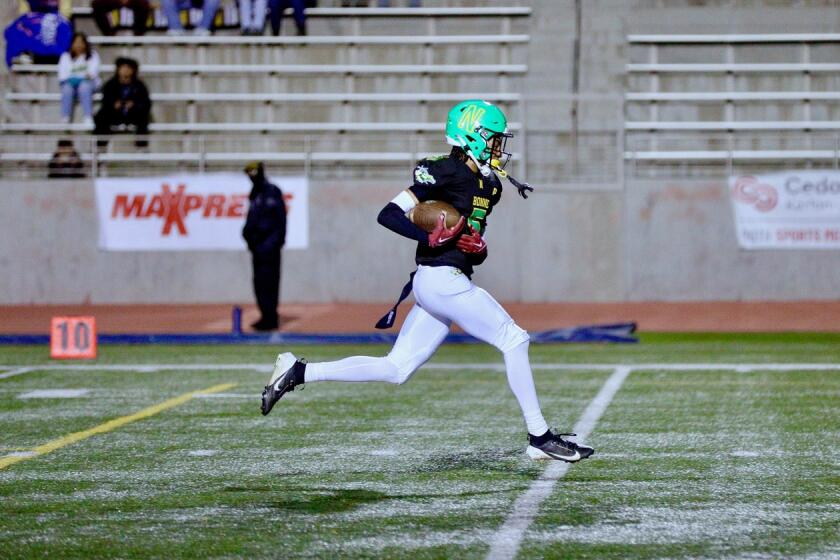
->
[305,265,549,436]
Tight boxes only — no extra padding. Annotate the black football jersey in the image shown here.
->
[408,154,503,276]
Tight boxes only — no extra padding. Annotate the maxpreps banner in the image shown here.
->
[729,172,840,249]
[95,173,308,250]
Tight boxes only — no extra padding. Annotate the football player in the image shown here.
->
[261,100,593,463]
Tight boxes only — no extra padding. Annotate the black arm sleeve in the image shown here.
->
[377,202,429,245]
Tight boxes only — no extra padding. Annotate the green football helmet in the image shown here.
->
[445,100,513,175]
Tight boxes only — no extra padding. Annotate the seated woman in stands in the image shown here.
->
[57,32,100,128]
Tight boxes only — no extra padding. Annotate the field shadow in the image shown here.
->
[261,487,509,515]
[412,447,537,477]
[266,488,388,514]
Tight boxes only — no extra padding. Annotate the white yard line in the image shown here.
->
[485,367,632,560]
[0,367,34,380]
[0,362,838,373]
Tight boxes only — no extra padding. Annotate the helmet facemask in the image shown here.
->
[480,128,513,171]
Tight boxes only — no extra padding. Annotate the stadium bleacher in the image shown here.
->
[9,6,840,177]
[1,3,531,177]
[624,33,840,171]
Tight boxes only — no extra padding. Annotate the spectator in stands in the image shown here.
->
[242,161,287,331]
[48,139,85,178]
[268,0,306,36]
[161,0,221,35]
[94,56,151,147]
[5,6,72,66]
[20,0,72,18]
[92,0,151,36]
[58,32,99,127]
[239,0,267,35]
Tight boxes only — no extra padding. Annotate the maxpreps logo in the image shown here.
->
[731,176,778,212]
[111,183,248,235]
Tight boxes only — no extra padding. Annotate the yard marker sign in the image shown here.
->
[50,316,97,360]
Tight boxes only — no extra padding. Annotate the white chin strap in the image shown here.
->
[466,149,492,176]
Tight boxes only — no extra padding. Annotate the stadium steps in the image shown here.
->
[2,5,531,177]
[81,34,530,66]
[70,5,533,37]
[624,33,840,166]
[3,91,522,131]
[0,121,522,133]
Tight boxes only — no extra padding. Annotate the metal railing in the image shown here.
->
[0,92,628,187]
[0,134,421,178]
[0,127,626,187]
[624,133,840,178]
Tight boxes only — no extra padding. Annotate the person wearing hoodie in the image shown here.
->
[241,161,287,331]
[94,56,151,147]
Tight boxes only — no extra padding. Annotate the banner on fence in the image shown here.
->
[95,173,308,251]
[729,172,840,249]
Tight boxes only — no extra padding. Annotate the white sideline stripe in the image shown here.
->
[3,451,37,458]
[0,367,34,380]
[485,367,632,560]
[0,363,838,373]
[194,392,256,399]
[18,389,89,399]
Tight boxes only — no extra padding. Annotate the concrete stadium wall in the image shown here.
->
[3,175,839,304]
[624,179,840,301]
[0,177,622,304]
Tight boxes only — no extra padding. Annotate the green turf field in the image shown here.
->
[1,334,839,559]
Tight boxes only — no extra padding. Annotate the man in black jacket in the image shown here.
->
[94,57,151,148]
[242,161,287,331]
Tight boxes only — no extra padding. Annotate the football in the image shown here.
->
[408,200,462,233]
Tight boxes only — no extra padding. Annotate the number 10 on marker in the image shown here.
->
[50,316,97,360]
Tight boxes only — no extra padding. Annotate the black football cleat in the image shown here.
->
[526,431,593,462]
[260,352,303,416]
[556,432,594,460]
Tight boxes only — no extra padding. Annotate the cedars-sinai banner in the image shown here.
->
[729,171,840,250]
[95,173,308,250]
